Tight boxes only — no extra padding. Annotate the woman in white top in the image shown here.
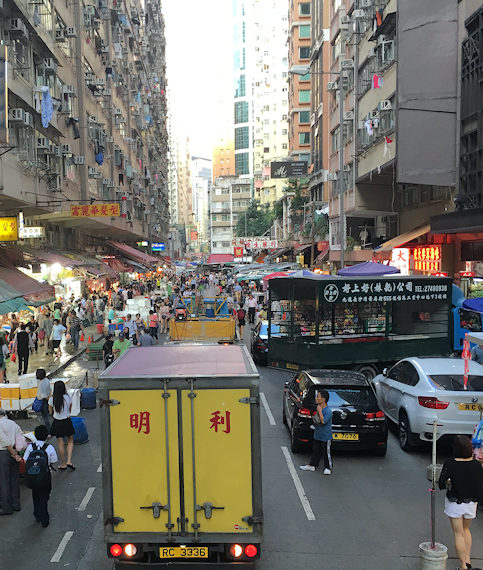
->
[48,380,75,470]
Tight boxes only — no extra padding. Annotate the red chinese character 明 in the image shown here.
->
[129,411,151,434]
[209,410,231,434]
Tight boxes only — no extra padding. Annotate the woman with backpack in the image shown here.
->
[48,381,75,471]
[236,305,246,340]
[24,424,57,527]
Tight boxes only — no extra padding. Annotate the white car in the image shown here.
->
[372,357,483,451]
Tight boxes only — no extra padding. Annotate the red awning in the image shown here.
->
[0,266,55,306]
[107,241,159,264]
[206,254,234,264]
[105,258,134,273]
[100,262,119,279]
[21,247,84,267]
[314,244,330,265]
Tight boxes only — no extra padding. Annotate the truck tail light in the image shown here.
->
[124,544,137,557]
[230,544,243,558]
[418,397,449,410]
[110,544,123,557]
[245,544,258,558]
[364,410,385,421]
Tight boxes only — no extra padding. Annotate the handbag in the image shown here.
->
[15,429,27,452]
[32,398,43,413]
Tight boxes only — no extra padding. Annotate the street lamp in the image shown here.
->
[289,65,346,268]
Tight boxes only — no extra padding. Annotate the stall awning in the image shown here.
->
[20,247,84,267]
[100,262,119,279]
[206,254,234,264]
[314,244,329,265]
[74,265,106,278]
[266,247,292,261]
[107,241,159,264]
[0,266,55,306]
[376,223,430,252]
[105,258,134,273]
[295,244,312,254]
[129,260,150,271]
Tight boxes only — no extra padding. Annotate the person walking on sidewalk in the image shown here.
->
[67,310,83,351]
[36,368,51,431]
[0,408,22,515]
[51,319,66,357]
[49,381,75,470]
[14,324,33,376]
[247,294,257,325]
[23,424,57,527]
[300,389,333,475]
[439,435,483,570]
[42,312,54,355]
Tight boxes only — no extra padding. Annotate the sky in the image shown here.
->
[163,0,235,159]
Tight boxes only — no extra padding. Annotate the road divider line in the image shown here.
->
[77,487,96,512]
[97,463,102,473]
[281,446,316,521]
[51,531,74,563]
[260,392,276,426]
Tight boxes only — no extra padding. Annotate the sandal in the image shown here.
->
[66,464,76,471]
[58,466,67,470]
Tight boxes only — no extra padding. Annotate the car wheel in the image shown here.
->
[398,411,418,451]
[290,422,302,453]
[354,364,379,381]
[371,442,387,457]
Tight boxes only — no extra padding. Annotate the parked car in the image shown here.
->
[282,369,388,456]
[250,320,280,364]
[372,357,483,451]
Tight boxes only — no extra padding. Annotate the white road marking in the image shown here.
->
[260,392,276,426]
[281,446,316,521]
[50,531,74,563]
[97,463,102,473]
[77,487,96,512]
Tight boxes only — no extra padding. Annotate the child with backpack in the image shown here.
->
[23,425,57,527]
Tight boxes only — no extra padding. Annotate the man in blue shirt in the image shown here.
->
[300,389,333,475]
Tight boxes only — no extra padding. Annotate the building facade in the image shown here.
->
[191,156,212,252]
[212,137,235,181]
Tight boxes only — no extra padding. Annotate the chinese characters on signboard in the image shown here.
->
[234,246,244,258]
[0,217,18,241]
[129,411,150,434]
[413,245,441,273]
[322,279,450,304]
[232,237,278,249]
[209,410,231,434]
[390,248,410,275]
[190,230,198,242]
[70,203,120,217]
[18,226,45,239]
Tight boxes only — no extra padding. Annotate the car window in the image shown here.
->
[459,309,482,332]
[428,374,483,392]
[388,362,419,386]
[387,363,402,382]
[298,375,310,400]
[290,373,303,393]
[307,386,377,411]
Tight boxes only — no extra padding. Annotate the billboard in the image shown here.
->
[190,230,198,242]
[270,161,308,179]
[152,242,165,251]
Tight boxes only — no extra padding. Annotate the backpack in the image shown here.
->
[237,309,246,321]
[25,443,50,489]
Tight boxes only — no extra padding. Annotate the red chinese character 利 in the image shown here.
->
[129,411,151,434]
[209,410,231,434]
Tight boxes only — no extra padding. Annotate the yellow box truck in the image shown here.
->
[99,344,262,568]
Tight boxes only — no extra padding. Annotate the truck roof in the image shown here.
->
[100,344,258,378]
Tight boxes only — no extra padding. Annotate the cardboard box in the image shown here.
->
[20,387,37,399]
[0,383,20,400]
[1,398,20,411]
[19,398,35,410]
[19,374,38,391]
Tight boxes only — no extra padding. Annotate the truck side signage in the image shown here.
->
[129,411,151,434]
[210,410,231,434]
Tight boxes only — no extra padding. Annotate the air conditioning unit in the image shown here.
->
[358,120,366,130]
[43,58,57,74]
[343,111,354,121]
[24,112,34,128]
[85,72,95,84]
[37,137,50,152]
[343,164,351,172]
[340,59,354,70]
[102,177,110,185]
[62,84,76,96]
[7,18,27,37]
[73,155,85,165]
[327,172,338,181]
[367,47,376,59]
[92,18,101,30]
[9,109,26,122]
[55,29,65,42]
[340,15,351,24]
[88,115,98,123]
[378,99,392,111]
[327,82,338,91]
[352,9,366,19]
[88,167,99,178]
[96,77,106,86]
[107,179,115,187]
[103,89,112,96]
[370,110,380,119]
[360,0,373,8]
[62,144,72,154]
[65,26,77,37]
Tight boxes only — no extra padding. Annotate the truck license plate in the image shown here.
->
[458,403,483,412]
[159,547,208,559]
[333,433,359,441]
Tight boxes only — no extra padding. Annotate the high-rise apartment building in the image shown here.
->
[1,0,169,250]
[288,1,312,163]
[191,156,212,251]
[176,136,192,231]
[212,138,236,181]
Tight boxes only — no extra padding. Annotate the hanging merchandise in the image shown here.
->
[372,74,383,89]
[376,10,383,26]
[383,136,393,157]
[364,120,374,136]
[40,86,54,128]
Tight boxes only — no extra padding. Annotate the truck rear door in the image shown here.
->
[182,384,254,536]
[109,388,181,534]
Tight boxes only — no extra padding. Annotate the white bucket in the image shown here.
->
[419,542,447,570]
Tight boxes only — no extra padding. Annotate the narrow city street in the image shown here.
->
[1,334,482,570]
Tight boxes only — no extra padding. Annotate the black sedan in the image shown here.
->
[250,320,280,364]
[282,369,388,456]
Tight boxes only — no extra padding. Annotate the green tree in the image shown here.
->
[236,200,274,237]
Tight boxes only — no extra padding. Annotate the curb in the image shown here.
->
[46,334,104,379]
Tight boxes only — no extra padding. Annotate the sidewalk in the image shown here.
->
[5,324,104,382]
